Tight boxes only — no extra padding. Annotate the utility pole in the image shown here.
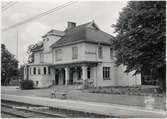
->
[16,28,19,60]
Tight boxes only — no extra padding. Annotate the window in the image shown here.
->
[48,67,50,74]
[29,67,31,75]
[87,67,91,79]
[40,53,44,63]
[72,46,78,59]
[33,67,36,75]
[55,49,62,61]
[98,46,103,59]
[103,67,110,80]
[110,48,113,59]
[38,67,41,75]
[44,67,47,75]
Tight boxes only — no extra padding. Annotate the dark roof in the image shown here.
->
[42,29,64,38]
[50,21,114,48]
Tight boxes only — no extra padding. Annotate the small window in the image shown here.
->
[47,38,49,41]
[48,67,50,74]
[110,48,113,59]
[29,67,31,75]
[103,67,110,80]
[72,46,78,59]
[38,67,41,75]
[55,49,62,61]
[98,46,103,59]
[87,67,91,79]
[44,67,47,75]
[33,67,36,75]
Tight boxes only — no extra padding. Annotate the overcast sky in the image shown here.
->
[1,0,127,66]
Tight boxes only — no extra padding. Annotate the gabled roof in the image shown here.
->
[50,21,114,48]
[42,29,64,38]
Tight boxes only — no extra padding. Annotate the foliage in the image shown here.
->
[113,1,165,73]
[27,44,34,63]
[1,44,19,85]
[112,1,166,90]
[20,80,34,90]
[27,41,43,63]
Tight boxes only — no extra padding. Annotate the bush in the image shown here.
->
[20,80,34,90]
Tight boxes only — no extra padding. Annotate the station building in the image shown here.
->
[24,21,141,88]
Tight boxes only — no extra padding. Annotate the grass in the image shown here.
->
[87,85,164,97]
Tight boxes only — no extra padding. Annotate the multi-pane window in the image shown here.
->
[55,49,62,61]
[87,67,91,79]
[38,67,41,75]
[44,67,47,75]
[98,46,103,59]
[103,67,110,80]
[33,67,36,75]
[72,46,78,59]
[110,47,113,59]
[48,67,50,74]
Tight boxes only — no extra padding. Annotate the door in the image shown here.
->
[55,70,59,85]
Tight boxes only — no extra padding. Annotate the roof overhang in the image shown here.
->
[50,61,101,69]
[51,40,111,49]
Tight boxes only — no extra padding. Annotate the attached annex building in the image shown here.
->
[24,21,141,88]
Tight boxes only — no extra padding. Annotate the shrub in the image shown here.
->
[20,80,34,90]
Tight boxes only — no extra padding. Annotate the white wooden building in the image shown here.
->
[24,21,141,88]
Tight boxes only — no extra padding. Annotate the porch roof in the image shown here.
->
[27,63,53,66]
[50,61,101,68]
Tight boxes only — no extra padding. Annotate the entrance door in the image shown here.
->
[55,70,59,85]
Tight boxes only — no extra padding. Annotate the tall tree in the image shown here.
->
[27,44,34,63]
[113,1,166,90]
[1,44,19,85]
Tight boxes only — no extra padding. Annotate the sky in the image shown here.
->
[1,0,127,66]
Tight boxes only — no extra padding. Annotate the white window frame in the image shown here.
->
[55,49,62,61]
[103,67,110,80]
[98,46,103,59]
[110,47,113,59]
[43,67,47,75]
[72,46,78,59]
[33,67,36,75]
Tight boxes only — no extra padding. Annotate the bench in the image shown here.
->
[51,89,68,99]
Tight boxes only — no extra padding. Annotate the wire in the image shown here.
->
[2,1,78,32]
[2,1,17,11]
[2,1,13,9]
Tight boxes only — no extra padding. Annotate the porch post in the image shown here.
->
[82,65,87,88]
[65,67,69,85]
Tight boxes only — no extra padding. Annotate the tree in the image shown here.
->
[112,1,165,90]
[1,44,19,85]
[27,44,34,63]
[27,41,43,63]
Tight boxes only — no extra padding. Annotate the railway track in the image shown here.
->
[1,102,67,118]
[1,100,113,118]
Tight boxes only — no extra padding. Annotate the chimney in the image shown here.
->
[67,22,76,29]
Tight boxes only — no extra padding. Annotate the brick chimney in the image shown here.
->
[67,22,76,29]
